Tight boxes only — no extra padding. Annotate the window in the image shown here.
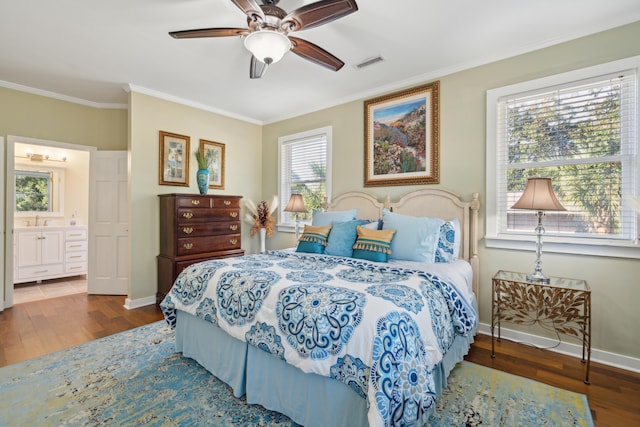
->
[15,170,52,212]
[487,57,640,258]
[278,126,332,230]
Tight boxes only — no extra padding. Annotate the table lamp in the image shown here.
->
[511,177,565,284]
[284,194,308,240]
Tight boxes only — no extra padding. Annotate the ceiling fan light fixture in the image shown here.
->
[244,30,291,64]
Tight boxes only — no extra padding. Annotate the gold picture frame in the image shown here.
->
[159,131,190,186]
[364,81,440,186]
[199,139,225,190]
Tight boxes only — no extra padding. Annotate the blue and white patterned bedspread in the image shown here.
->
[161,250,477,427]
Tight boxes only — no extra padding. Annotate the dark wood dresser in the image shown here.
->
[157,193,244,303]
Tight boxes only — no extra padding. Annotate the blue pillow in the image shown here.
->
[311,209,358,226]
[324,220,366,257]
[434,218,461,263]
[382,208,444,262]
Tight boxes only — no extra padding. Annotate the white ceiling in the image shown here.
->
[1,0,639,124]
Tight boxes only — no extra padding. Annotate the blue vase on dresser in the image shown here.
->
[196,168,209,195]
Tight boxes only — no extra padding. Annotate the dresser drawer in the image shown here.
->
[212,198,241,208]
[65,250,87,263]
[65,228,88,241]
[177,221,241,237]
[177,235,241,256]
[17,264,65,280]
[65,261,87,274]
[65,240,88,252]
[174,195,213,208]
[177,208,240,223]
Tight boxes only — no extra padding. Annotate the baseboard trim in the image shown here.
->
[477,322,640,374]
[123,295,156,310]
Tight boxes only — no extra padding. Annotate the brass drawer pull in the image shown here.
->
[183,212,193,219]
[224,200,231,206]
[183,243,193,250]
[229,225,238,231]
[230,239,238,245]
[229,212,238,218]
[191,200,200,205]
[183,227,193,234]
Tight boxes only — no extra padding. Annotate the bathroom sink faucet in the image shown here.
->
[35,214,40,226]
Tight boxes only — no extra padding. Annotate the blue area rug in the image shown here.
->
[0,321,594,426]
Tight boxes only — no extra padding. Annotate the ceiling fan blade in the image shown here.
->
[289,36,344,71]
[250,56,268,79]
[231,0,265,22]
[169,28,248,39]
[281,0,358,32]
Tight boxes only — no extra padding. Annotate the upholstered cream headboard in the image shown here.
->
[326,189,480,295]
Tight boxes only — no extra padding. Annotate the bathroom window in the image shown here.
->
[15,170,52,212]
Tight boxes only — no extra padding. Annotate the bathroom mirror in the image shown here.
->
[14,167,65,217]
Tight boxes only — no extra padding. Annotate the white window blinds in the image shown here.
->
[494,70,638,243]
[278,127,331,226]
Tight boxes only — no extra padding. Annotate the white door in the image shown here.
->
[88,151,128,295]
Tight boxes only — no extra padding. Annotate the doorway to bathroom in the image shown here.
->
[6,136,91,307]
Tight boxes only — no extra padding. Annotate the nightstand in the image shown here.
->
[491,270,591,384]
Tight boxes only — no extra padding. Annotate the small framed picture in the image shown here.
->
[159,131,190,186]
[200,139,225,189]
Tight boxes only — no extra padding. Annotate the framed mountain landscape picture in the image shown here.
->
[364,81,439,186]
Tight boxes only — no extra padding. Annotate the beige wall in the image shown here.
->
[128,92,263,300]
[262,21,640,360]
[0,87,127,149]
[62,150,91,226]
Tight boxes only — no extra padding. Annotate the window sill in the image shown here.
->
[485,235,640,260]
[277,222,310,234]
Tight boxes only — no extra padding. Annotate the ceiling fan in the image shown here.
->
[169,0,358,79]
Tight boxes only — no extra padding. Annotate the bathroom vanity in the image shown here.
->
[14,226,88,283]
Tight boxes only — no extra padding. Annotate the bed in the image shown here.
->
[161,188,480,427]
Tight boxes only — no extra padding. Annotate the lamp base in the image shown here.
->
[526,271,550,284]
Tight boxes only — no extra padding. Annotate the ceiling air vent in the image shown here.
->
[355,56,384,69]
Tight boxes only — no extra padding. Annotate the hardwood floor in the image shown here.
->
[0,293,163,367]
[1,294,638,426]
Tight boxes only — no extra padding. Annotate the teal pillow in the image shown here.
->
[311,209,358,226]
[296,240,325,254]
[324,220,365,257]
[382,208,444,262]
[295,225,332,254]
[352,248,388,262]
[351,227,396,263]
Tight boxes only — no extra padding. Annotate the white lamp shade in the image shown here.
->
[244,31,291,64]
[511,178,565,211]
[284,194,308,213]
